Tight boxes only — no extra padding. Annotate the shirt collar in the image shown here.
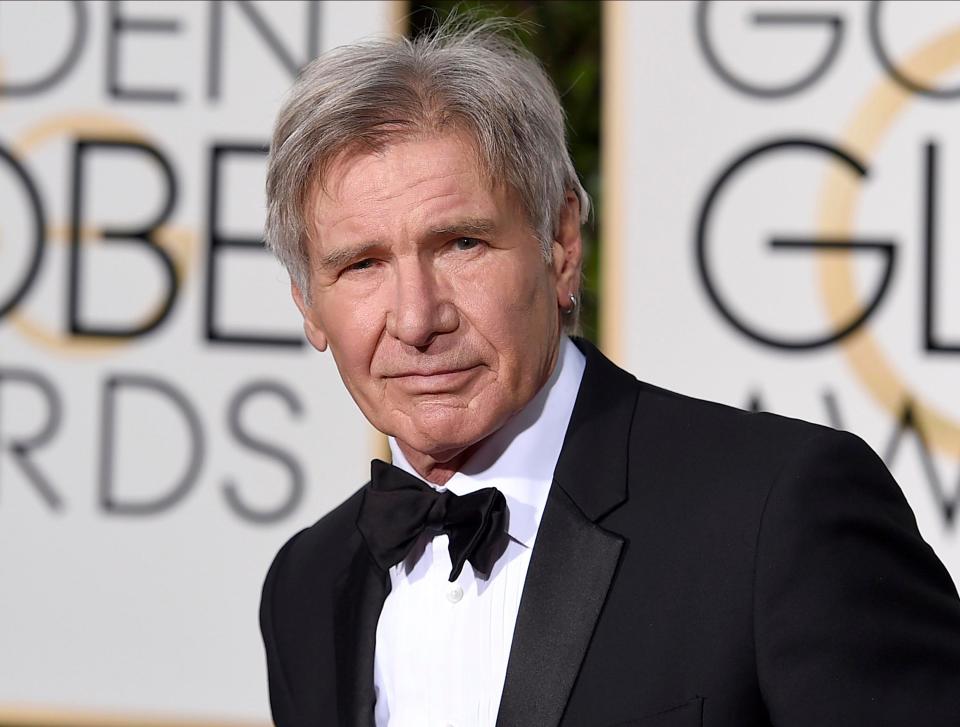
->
[388,336,586,548]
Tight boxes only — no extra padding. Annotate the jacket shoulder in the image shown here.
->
[265,484,369,592]
[621,378,873,522]
[259,485,369,724]
[633,379,839,465]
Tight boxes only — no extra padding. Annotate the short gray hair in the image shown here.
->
[264,14,590,300]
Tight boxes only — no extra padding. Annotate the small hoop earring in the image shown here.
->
[563,293,578,315]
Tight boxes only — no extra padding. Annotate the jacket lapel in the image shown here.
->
[333,538,391,727]
[496,486,624,726]
[497,339,639,727]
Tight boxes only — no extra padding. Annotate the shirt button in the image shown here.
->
[446,585,464,603]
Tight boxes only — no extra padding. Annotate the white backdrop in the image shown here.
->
[0,1,396,722]
[608,0,960,584]
[7,0,960,722]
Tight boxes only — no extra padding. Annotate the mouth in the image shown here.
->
[385,365,482,393]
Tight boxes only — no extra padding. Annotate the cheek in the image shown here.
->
[321,294,386,374]
[496,256,554,323]
[454,255,555,348]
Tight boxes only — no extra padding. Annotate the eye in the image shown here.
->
[452,237,483,251]
[345,258,377,273]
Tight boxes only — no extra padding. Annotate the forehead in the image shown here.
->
[308,134,511,243]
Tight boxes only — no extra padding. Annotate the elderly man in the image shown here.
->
[259,17,960,727]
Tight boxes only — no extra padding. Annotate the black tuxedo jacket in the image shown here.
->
[260,340,960,726]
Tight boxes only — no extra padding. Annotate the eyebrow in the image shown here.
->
[427,217,497,237]
[314,218,498,272]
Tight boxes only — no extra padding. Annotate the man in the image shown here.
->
[259,16,960,727]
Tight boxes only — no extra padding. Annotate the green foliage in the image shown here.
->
[408,1,602,341]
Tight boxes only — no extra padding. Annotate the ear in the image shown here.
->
[291,280,328,352]
[551,190,584,308]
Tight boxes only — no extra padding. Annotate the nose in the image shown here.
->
[385,260,458,348]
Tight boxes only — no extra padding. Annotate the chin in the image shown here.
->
[393,406,503,462]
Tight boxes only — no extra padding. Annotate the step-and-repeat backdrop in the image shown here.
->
[608,0,960,583]
[4,0,960,722]
[0,1,397,722]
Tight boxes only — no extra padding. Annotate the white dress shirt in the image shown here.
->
[374,337,586,727]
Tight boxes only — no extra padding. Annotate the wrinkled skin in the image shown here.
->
[292,133,582,484]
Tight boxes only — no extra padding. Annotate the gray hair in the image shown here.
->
[264,14,589,307]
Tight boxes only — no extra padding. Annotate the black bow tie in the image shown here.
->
[357,459,509,582]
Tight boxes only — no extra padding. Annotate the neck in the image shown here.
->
[395,441,480,486]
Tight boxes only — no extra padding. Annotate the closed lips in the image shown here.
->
[389,367,475,377]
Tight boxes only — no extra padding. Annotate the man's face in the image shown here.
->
[293,132,581,463]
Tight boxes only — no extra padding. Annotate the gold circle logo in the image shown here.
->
[6,113,195,357]
[818,26,960,459]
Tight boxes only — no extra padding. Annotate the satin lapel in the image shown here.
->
[496,339,638,727]
[333,544,391,727]
[496,486,624,727]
